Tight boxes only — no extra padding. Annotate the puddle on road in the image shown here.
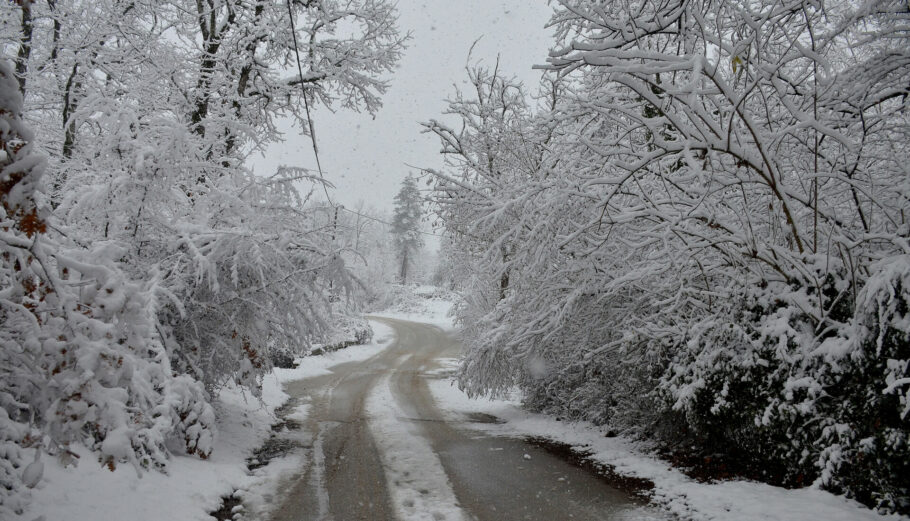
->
[433,431,660,521]
[248,438,306,471]
[435,410,662,518]
[525,436,655,499]
[463,412,506,424]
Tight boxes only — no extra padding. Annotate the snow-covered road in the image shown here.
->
[267,317,660,521]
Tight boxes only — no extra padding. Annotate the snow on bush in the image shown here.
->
[664,258,910,510]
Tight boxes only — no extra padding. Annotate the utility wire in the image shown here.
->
[286,0,332,206]
[336,206,444,238]
[285,2,441,240]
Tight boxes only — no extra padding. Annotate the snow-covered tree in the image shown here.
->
[0,60,215,517]
[391,175,425,284]
[1,0,405,390]
[427,0,910,512]
[335,202,400,302]
[0,0,405,513]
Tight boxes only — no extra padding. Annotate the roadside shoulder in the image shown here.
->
[426,377,910,521]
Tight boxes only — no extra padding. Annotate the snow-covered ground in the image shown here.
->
[26,287,892,521]
[264,320,396,403]
[427,356,909,521]
[368,285,457,330]
[20,386,279,521]
[20,322,396,521]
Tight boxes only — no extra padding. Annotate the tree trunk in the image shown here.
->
[400,249,408,284]
[15,0,33,95]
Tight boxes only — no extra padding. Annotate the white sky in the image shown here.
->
[251,1,555,217]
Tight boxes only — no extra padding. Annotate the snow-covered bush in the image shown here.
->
[817,256,910,511]
[0,58,48,518]
[664,255,909,509]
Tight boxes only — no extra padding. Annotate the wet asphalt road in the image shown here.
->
[267,317,657,521]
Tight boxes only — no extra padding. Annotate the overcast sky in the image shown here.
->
[251,1,555,218]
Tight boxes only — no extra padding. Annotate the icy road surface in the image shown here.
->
[268,318,662,521]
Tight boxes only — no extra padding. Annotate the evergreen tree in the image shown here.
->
[391,175,424,284]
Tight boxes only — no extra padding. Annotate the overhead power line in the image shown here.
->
[336,206,444,238]
[286,0,332,207]
[284,3,440,240]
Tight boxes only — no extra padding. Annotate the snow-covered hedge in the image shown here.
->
[665,259,910,511]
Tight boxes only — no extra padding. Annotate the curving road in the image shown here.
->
[267,317,658,521]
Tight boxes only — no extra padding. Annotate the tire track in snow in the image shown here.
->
[309,422,331,520]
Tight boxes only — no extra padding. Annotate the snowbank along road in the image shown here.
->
[267,317,663,520]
